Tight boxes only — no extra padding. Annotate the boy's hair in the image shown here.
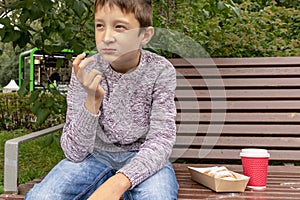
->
[94,0,153,28]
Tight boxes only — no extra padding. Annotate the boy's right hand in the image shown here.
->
[72,53,105,114]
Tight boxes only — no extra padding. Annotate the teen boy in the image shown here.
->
[25,0,178,199]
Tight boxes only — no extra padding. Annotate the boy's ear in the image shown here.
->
[141,26,154,46]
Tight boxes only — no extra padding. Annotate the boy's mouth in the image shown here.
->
[102,48,117,54]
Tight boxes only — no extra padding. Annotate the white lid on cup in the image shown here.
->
[240,148,270,158]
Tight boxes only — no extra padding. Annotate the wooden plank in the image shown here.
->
[171,149,300,161]
[175,100,300,110]
[174,164,300,200]
[173,164,300,174]
[169,57,300,67]
[176,124,300,136]
[176,67,300,77]
[176,89,300,99]
[176,78,300,88]
[174,136,300,148]
[176,112,300,123]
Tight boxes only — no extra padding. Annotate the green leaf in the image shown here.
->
[15,31,30,48]
[73,1,86,17]
[37,0,53,12]
[29,90,40,104]
[42,19,51,28]
[2,30,21,43]
[71,41,84,54]
[56,59,64,69]
[4,1,26,10]
[20,9,30,24]
[31,101,42,115]
[61,27,72,41]
[66,54,73,60]
[17,79,30,98]
[217,1,226,10]
[0,17,11,27]
[0,29,5,40]
[24,0,34,9]
[44,96,55,108]
[58,21,66,30]
[44,45,63,54]
[36,108,51,125]
[30,5,45,21]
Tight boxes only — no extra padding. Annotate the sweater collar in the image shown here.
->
[103,49,146,78]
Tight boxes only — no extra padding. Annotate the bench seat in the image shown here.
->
[174,164,300,199]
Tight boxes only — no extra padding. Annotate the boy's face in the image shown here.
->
[94,4,145,66]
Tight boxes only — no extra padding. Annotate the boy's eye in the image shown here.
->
[95,23,104,29]
[115,25,127,31]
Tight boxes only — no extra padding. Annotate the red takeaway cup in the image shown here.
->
[240,148,270,190]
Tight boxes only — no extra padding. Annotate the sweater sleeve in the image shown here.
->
[117,64,177,189]
[60,68,100,162]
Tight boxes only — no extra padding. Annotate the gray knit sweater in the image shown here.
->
[60,49,177,189]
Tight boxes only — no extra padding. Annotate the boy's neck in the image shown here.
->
[110,49,141,74]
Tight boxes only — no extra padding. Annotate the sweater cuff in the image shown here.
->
[117,161,150,189]
[75,104,100,134]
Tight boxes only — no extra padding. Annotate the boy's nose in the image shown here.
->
[103,29,116,44]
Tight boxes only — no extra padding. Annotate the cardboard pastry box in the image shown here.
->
[188,166,250,192]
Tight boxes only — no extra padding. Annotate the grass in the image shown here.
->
[0,128,65,194]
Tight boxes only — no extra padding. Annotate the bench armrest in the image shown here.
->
[4,124,64,194]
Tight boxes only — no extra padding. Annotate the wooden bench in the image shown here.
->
[170,57,300,199]
[2,57,300,199]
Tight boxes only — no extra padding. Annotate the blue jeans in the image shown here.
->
[25,149,178,200]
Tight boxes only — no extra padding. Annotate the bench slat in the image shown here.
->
[176,67,300,77]
[176,112,300,122]
[169,57,300,67]
[176,124,300,135]
[176,89,300,99]
[177,78,300,87]
[175,136,300,148]
[171,149,300,161]
[175,100,300,110]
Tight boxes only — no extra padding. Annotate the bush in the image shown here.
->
[0,92,65,131]
[207,1,300,57]
[0,93,32,130]
[152,0,300,58]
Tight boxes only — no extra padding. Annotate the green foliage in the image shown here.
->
[1,0,299,58]
[0,92,65,131]
[206,0,300,57]
[0,0,93,125]
[18,80,67,126]
[0,0,95,54]
[0,92,32,130]
[151,0,243,57]
[152,0,300,58]
[0,43,19,87]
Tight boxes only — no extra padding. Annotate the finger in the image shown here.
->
[82,69,102,87]
[77,56,95,80]
[85,74,103,98]
[94,76,105,99]
[78,56,95,71]
[91,75,103,90]
[73,52,86,75]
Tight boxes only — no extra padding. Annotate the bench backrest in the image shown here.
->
[170,57,300,164]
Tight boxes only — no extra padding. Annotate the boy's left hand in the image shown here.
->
[88,173,131,200]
